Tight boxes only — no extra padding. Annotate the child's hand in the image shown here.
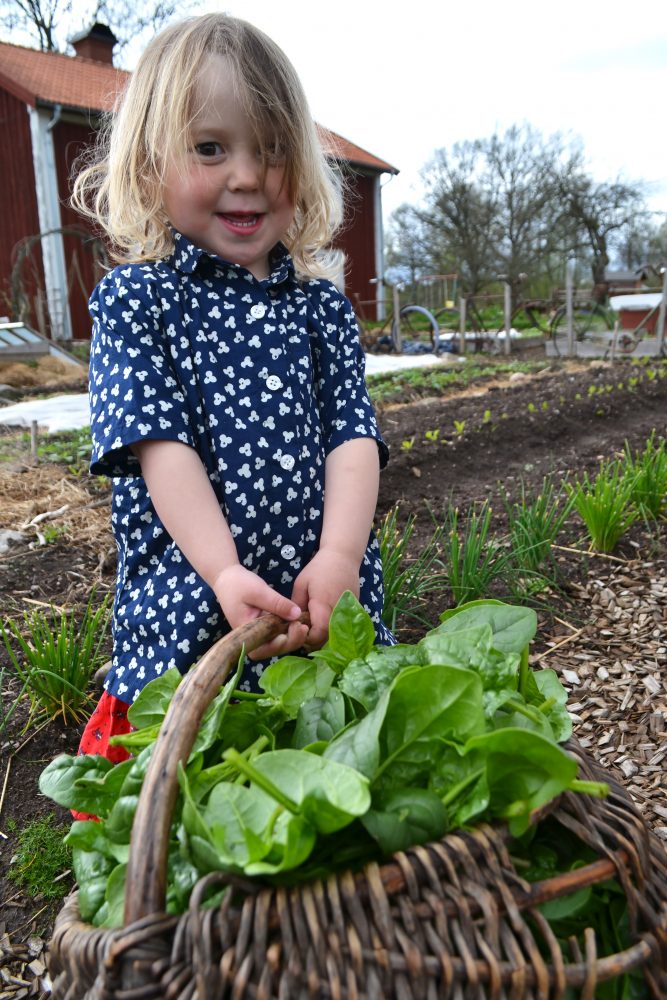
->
[212,565,308,660]
[291,549,361,651]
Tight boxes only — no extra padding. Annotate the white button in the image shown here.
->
[280,454,295,471]
[250,303,266,319]
[281,544,296,560]
[266,375,282,391]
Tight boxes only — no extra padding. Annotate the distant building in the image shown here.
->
[604,268,649,293]
[0,25,398,339]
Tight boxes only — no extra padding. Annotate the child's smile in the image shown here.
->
[162,55,294,280]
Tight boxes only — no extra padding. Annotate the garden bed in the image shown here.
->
[0,356,665,995]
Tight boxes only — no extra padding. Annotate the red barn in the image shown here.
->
[0,25,397,340]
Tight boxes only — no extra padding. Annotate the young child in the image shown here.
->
[73,13,393,761]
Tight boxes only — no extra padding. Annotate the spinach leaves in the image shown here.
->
[40,595,606,927]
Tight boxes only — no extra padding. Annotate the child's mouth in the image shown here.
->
[218,212,263,234]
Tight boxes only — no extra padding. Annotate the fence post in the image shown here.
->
[566,259,575,357]
[459,297,467,355]
[392,282,403,352]
[656,267,667,355]
[503,282,512,355]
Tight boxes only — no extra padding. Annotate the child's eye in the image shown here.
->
[194,141,223,158]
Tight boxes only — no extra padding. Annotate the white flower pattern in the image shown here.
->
[89,233,393,700]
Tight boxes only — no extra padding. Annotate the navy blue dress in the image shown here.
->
[88,233,392,700]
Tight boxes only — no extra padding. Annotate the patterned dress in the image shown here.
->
[89,232,392,701]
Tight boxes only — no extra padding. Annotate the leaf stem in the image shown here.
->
[223,748,298,813]
[570,779,608,798]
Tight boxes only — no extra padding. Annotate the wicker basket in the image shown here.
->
[48,615,667,999]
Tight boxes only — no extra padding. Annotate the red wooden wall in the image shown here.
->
[0,88,44,329]
[335,171,379,321]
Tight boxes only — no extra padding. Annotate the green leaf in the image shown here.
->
[259,656,334,716]
[71,848,117,924]
[38,754,114,813]
[249,750,371,834]
[438,600,537,655]
[246,813,316,875]
[421,624,520,696]
[192,663,244,754]
[104,795,140,844]
[293,690,345,748]
[532,668,573,742]
[215,701,280,754]
[127,668,181,730]
[65,819,130,865]
[464,728,578,835]
[318,592,376,669]
[338,645,420,711]
[539,886,592,921]
[324,688,391,777]
[100,862,128,928]
[204,782,277,867]
[361,788,447,853]
[378,665,485,779]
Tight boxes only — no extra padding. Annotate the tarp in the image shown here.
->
[0,353,458,433]
[609,293,663,312]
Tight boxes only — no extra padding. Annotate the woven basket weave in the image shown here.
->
[48,615,667,999]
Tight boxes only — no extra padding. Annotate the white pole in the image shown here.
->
[459,297,467,355]
[566,259,575,357]
[392,282,402,352]
[655,267,667,354]
[503,282,512,355]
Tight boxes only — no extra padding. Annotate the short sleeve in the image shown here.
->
[306,281,389,468]
[88,265,195,477]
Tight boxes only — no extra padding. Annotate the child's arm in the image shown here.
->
[131,440,308,658]
[291,437,380,649]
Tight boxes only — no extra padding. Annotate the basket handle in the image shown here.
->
[123,612,305,925]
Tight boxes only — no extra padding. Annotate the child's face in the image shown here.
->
[163,55,294,280]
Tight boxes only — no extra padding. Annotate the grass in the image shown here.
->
[377,505,447,632]
[6,814,72,900]
[503,476,575,598]
[568,459,640,554]
[442,501,507,606]
[1,592,111,726]
[622,432,667,521]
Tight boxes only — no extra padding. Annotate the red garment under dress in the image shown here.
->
[73,691,131,821]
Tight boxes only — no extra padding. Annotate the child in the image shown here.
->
[73,13,393,761]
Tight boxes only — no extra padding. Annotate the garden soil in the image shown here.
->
[0,356,665,989]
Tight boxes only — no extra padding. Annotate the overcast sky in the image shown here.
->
[52,0,666,226]
[194,0,667,226]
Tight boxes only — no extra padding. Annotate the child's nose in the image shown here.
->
[227,151,261,190]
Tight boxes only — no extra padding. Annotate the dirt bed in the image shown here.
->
[0,356,665,988]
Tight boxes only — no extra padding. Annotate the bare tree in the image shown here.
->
[385,204,430,286]
[552,167,648,298]
[388,126,652,303]
[484,125,567,299]
[416,140,497,295]
[1,0,189,59]
[1,0,61,51]
[615,214,667,271]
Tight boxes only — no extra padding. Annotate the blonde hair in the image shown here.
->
[72,14,344,279]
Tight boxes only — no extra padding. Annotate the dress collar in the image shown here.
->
[167,231,294,285]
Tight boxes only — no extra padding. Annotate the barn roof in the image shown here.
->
[0,40,398,175]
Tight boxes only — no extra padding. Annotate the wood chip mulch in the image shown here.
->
[533,553,667,838]
[0,926,48,998]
